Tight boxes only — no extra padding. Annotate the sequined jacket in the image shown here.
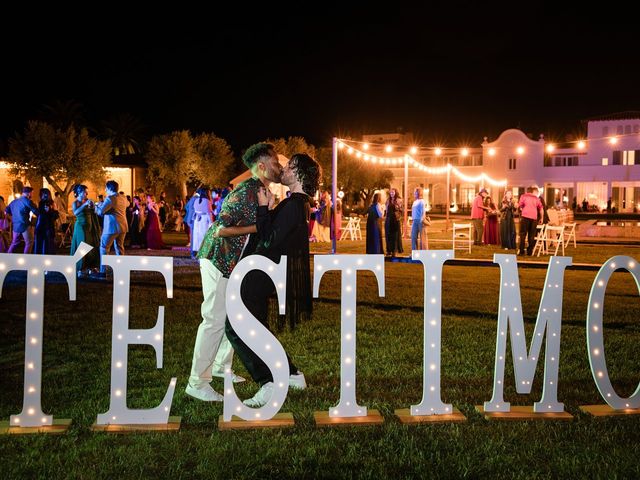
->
[197,177,262,277]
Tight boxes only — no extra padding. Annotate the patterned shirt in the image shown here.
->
[197,177,262,277]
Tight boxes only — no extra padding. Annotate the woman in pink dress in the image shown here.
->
[145,194,166,249]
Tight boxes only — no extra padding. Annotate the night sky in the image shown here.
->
[2,6,639,153]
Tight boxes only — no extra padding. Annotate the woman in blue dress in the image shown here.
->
[366,192,384,254]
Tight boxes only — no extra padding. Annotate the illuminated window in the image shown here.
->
[602,158,609,166]
[623,150,636,165]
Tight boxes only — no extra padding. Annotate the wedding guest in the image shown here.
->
[190,187,213,255]
[538,188,550,224]
[0,196,10,252]
[385,188,403,256]
[315,191,332,242]
[500,191,517,250]
[173,196,185,232]
[145,194,167,249]
[33,188,59,254]
[184,191,199,252]
[411,187,430,250]
[366,192,385,254]
[6,186,38,253]
[95,180,128,276]
[159,191,167,230]
[518,186,543,256]
[335,195,342,240]
[470,188,490,246]
[482,195,500,246]
[70,184,101,276]
[128,196,145,248]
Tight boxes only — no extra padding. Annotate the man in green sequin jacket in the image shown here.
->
[185,143,283,402]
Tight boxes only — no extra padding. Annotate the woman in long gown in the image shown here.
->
[128,196,145,248]
[315,191,332,242]
[366,192,384,254]
[215,153,321,407]
[70,184,101,275]
[145,194,166,249]
[34,188,59,255]
[385,188,404,256]
[500,191,517,249]
[0,196,10,252]
[482,195,500,245]
[190,187,213,255]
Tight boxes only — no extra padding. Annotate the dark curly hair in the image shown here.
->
[242,142,276,169]
[73,184,88,197]
[289,153,321,197]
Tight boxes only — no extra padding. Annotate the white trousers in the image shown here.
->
[188,259,234,387]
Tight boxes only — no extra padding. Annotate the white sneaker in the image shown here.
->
[185,384,223,402]
[212,369,246,383]
[242,382,274,408]
[289,371,307,390]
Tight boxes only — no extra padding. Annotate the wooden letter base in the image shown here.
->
[579,405,640,417]
[218,412,294,430]
[0,418,72,435]
[394,407,466,424]
[475,405,573,420]
[314,409,384,427]
[91,416,181,433]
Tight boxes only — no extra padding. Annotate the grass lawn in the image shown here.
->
[1,234,639,478]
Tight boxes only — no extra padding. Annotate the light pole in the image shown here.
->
[332,137,338,254]
[403,155,409,238]
[445,164,451,231]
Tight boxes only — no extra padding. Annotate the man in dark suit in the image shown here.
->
[96,180,128,274]
[6,186,39,253]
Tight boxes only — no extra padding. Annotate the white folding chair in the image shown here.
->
[547,209,560,226]
[452,223,472,253]
[420,224,429,249]
[340,217,353,240]
[532,224,547,257]
[563,222,576,248]
[58,219,74,248]
[353,217,362,240]
[545,225,565,256]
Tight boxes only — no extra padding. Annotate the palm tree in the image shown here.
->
[100,113,146,156]
[38,99,86,129]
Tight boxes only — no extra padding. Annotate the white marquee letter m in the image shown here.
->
[484,254,572,413]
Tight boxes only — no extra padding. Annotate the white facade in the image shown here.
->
[379,113,640,213]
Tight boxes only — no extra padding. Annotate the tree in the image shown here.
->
[316,146,393,208]
[145,131,198,198]
[193,132,235,188]
[38,99,86,129]
[265,136,316,160]
[8,121,112,211]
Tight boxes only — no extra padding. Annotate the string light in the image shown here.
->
[336,140,508,187]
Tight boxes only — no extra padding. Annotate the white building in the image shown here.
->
[368,112,640,213]
[544,112,640,212]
